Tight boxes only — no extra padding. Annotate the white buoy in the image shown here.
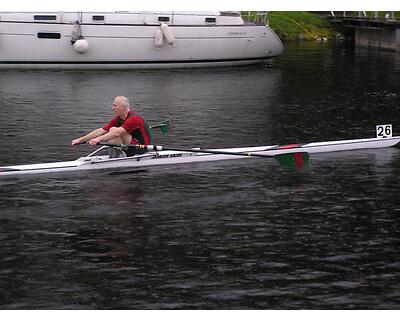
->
[73,37,89,54]
[160,23,175,46]
[155,28,164,49]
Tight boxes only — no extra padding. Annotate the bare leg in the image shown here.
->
[107,127,131,158]
[108,127,132,145]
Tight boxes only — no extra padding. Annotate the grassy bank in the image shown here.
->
[242,12,335,41]
[267,12,333,41]
[257,11,399,41]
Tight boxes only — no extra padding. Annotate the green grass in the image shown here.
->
[242,11,400,41]
[266,12,332,41]
[242,12,332,41]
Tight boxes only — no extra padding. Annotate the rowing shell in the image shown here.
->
[0,134,399,177]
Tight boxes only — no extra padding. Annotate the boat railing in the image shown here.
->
[242,11,269,25]
[330,11,397,20]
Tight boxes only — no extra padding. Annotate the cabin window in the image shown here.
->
[92,15,105,21]
[34,15,57,21]
[205,17,217,23]
[37,32,61,39]
[158,17,170,22]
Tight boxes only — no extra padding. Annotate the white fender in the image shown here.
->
[73,37,89,54]
[160,23,175,46]
[154,28,164,49]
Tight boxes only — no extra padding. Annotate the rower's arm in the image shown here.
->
[94,127,126,143]
[71,128,107,145]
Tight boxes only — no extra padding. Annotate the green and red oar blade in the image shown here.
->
[274,152,310,169]
[158,119,172,134]
[160,121,169,134]
[150,119,172,134]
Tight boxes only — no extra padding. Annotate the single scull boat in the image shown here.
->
[0,127,399,176]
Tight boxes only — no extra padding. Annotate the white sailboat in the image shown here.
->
[0,11,283,69]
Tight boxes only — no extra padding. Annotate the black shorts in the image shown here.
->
[125,146,147,157]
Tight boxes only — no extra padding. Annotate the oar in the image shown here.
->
[97,143,310,169]
[150,119,171,134]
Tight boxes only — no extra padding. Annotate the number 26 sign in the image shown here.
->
[376,124,392,139]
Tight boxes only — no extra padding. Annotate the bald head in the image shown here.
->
[114,96,130,109]
[112,96,132,118]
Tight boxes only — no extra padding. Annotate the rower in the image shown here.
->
[71,96,151,158]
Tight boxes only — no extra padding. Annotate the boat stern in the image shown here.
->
[263,25,284,57]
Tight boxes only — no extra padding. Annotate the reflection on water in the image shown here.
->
[0,42,400,309]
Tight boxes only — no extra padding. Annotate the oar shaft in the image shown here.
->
[95,143,309,168]
[150,124,164,129]
[160,146,275,158]
[99,143,271,159]
[159,147,309,168]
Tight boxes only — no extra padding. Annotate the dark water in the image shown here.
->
[0,42,399,309]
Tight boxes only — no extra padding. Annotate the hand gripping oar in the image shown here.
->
[97,143,310,169]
